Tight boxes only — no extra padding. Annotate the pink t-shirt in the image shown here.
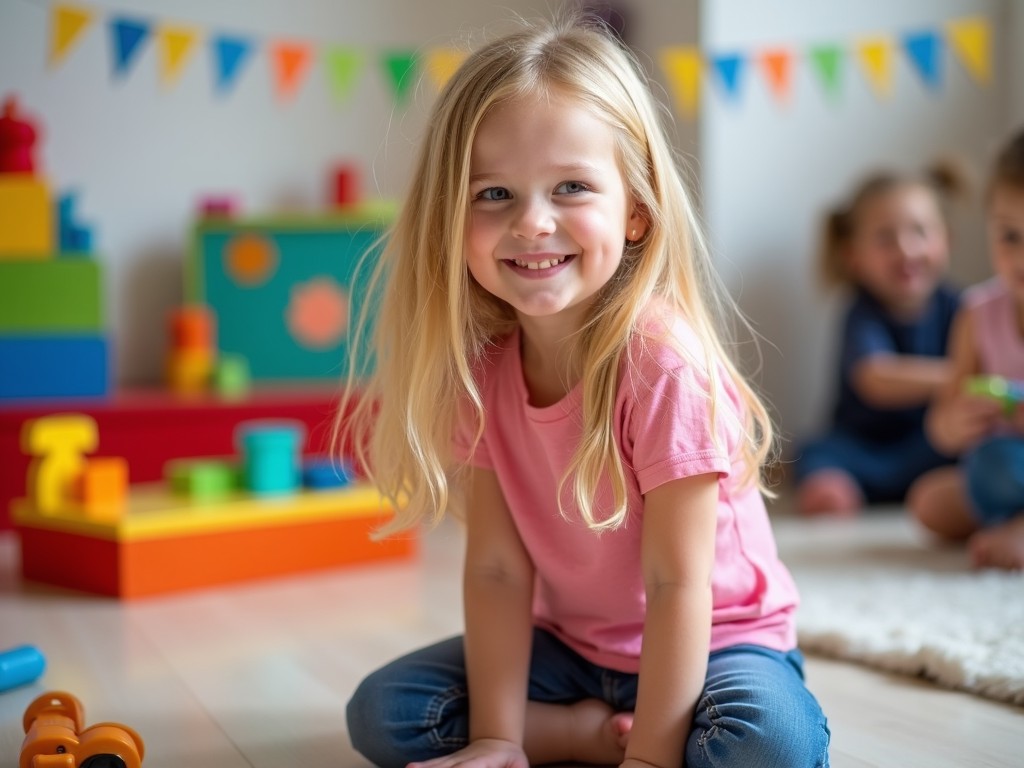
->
[453,318,798,673]
[966,278,1024,379]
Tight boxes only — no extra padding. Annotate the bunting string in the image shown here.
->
[45,3,992,115]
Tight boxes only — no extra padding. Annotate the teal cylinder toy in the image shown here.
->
[237,420,306,495]
[0,645,46,692]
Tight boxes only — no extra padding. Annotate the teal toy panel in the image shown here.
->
[192,219,384,381]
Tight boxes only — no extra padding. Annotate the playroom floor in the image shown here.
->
[0,504,1021,768]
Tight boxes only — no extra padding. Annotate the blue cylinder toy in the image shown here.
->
[236,420,306,495]
[0,645,46,692]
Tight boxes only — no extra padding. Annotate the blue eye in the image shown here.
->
[478,187,511,201]
[555,181,589,194]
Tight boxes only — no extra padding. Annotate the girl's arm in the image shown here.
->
[926,309,1002,454]
[850,354,951,408]
[462,466,536,760]
[623,473,718,768]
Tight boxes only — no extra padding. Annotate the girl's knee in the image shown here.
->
[689,704,830,768]
[347,673,404,768]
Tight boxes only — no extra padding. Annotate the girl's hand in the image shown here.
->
[407,739,528,768]
[929,393,1002,454]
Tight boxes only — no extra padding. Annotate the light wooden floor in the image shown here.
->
[0,506,1021,768]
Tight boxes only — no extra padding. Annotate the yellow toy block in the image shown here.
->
[21,414,98,514]
[0,175,53,257]
[166,347,214,394]
[74,456,129,519]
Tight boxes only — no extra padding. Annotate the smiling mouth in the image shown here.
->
[507,254,573,270]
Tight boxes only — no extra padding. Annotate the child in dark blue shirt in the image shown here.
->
[794,167,963,515]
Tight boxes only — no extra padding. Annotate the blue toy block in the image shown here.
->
[237,420,306,495]
[56,191,95,254]
[302,455,353,489]
[0,335,110,400]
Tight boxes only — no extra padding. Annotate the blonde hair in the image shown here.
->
[335,15,774,535]
[819,160,967,290]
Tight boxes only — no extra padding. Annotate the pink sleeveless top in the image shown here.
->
[966,278,1024,379]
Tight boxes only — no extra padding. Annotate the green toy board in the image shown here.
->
[189,213,389,382]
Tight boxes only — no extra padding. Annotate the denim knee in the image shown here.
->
[347,670,408,768]
[965,436,1024,525]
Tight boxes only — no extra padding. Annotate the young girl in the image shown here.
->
[909,129,1024,570]
[338,17,829,768]
[793,167,963,516]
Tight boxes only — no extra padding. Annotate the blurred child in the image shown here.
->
[794,166,964,516]
[909,129,1024,570]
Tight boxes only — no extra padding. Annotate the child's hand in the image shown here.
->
[929,393,1003,454]
[407,738,529,768]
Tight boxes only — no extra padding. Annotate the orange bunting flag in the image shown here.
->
[425,48,467,91]
[855,37,893,99]
[157,25,199,87]
[270,41,313,101]
[659,47,702,119]
[758,48,793,104]
[947,17,991,85]
[49,4,94,68]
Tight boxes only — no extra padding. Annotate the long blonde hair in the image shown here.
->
[335,15,774,535]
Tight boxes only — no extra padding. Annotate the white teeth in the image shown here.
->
[513,255,568,270]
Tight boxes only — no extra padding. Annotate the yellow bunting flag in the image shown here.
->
[49,4,94,67]
[947,17,991,85]
[758,48,793,104]
[270,41,313,101]
[659,47,702,119]
[855,37,893,99]
[425,48,467,90]
[157,25,199,87]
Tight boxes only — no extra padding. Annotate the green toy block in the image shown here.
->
[213,354,251,400]
[0,259,102,331]
[166,459,241,501]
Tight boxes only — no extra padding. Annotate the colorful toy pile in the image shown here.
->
[0,96,109,401]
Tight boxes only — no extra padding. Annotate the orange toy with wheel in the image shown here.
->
[20,691,145,768]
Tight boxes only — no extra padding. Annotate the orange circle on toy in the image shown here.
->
[286,276,349,349]
[225,234,277,286]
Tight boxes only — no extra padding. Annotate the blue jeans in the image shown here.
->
[965,436,1024,526]
[794,427,953,504]
[347,629,830,768]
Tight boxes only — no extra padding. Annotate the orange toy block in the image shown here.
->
[0,175,52,257]
[166,347,215,394]
[21,415,98,514]
[72,457,128,517]
[13,483,416,598]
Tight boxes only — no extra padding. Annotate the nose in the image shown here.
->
[511,195,555,239]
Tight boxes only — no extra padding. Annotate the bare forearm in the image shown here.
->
[852,356,951,408]
[625,584,712,768]
[464,573,534,745]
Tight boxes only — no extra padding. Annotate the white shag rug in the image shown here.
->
[774,512,1024,706]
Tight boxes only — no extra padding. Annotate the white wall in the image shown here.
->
[699,0,1010,455]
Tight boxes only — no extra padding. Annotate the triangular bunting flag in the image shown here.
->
[212,35,254,95]
[49,4,93,68]
[856,37,893,99]
[426,48,467,91]
[711,53,745,101]
[158,25,199,87]
[382,51,418,104]
[270,41,313,101]
[808,45,843,100]
[758,48,793,104]
[109,16,152,78]
[325,47,364,104]
[947,17,991,85]
[659,47,702,118]
[903,31,943,90]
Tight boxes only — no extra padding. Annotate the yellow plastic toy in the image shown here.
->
[21,415,98,514]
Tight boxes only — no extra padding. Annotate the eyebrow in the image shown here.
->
[468,162,604,184]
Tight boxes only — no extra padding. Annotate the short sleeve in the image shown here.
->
[840,302,895,374]
[624,363,734,495]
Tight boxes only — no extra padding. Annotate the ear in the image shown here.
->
[626,204,650,242]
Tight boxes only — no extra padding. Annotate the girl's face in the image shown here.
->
[465,91,646,334]
[988,183,1024,303]
[846,184,949,315]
